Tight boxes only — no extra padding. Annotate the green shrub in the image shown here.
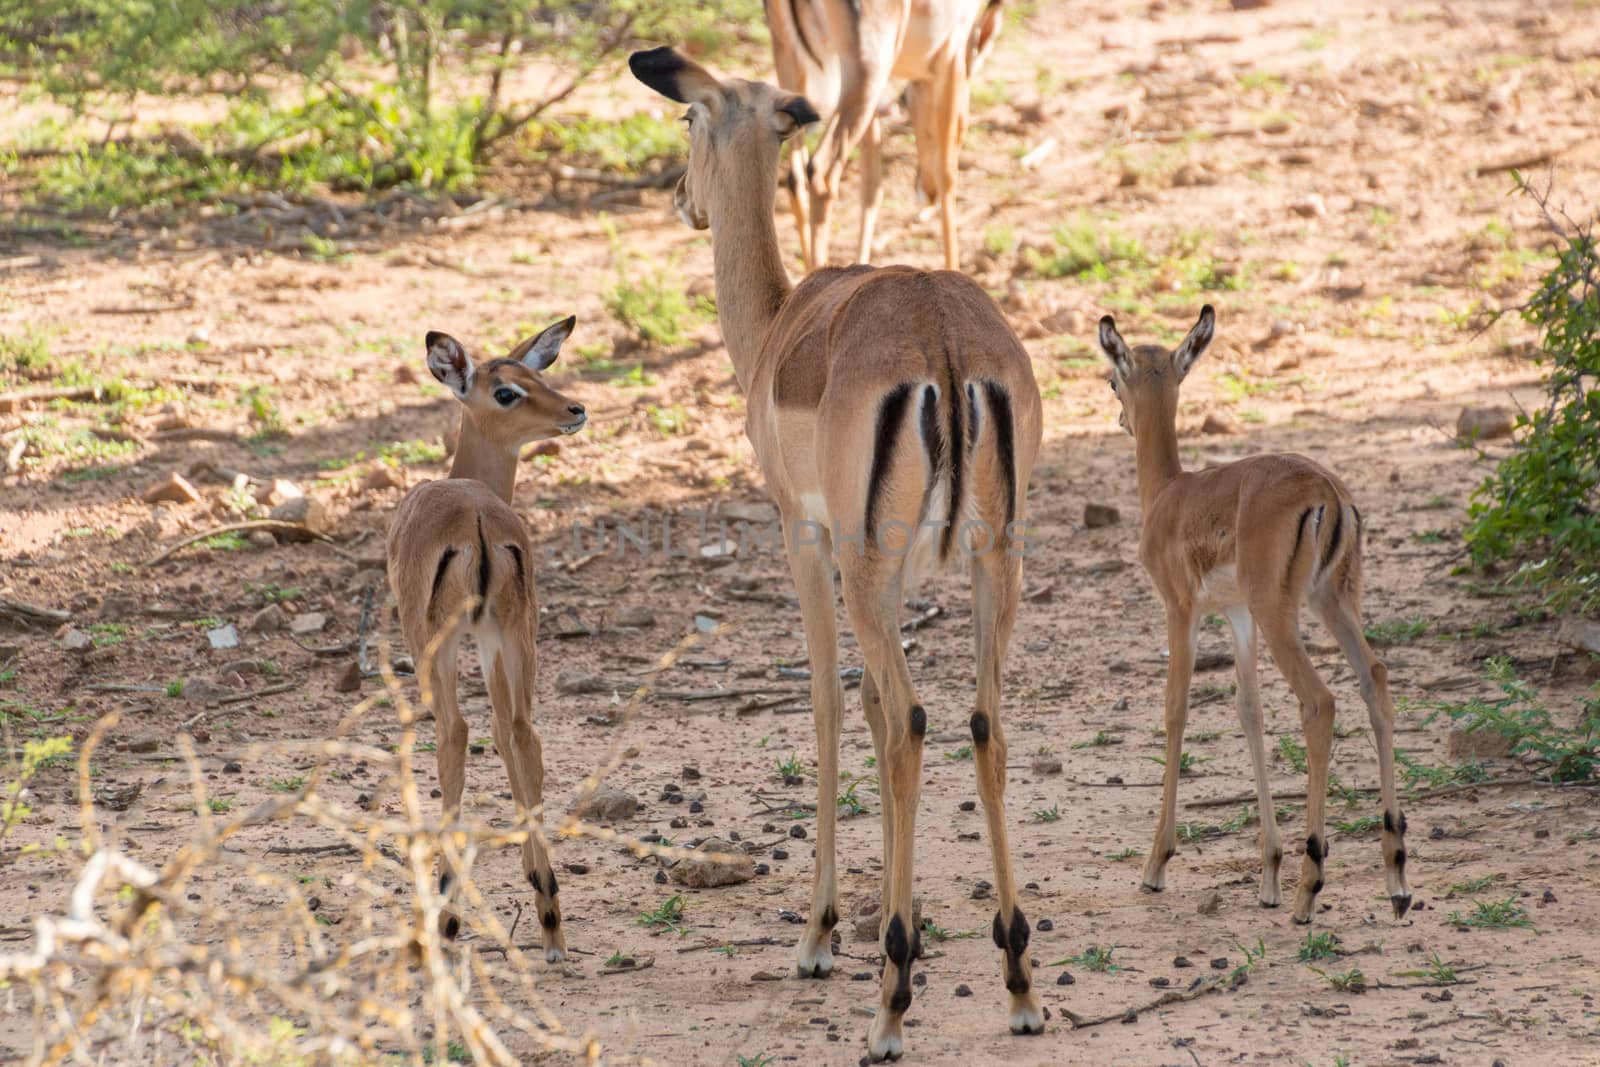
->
[1466,177,1600,612]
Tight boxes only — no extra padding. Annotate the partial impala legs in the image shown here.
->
[1142,611,1198,894]
[790,523,845,978]
[839,565,924,1063]
[970,549,1043,1035]
[855,115,885,265]
[1224,606,1284,907]
[1312,583,1413,916]
[482,631,566,962]
[424,639,469,939]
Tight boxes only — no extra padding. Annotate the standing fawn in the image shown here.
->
[386,318,588,960]
[1097,306,1412,924]
[630,47,1044,1061]
[768,0,1003,270]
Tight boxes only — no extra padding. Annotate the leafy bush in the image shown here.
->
[1424,658,1600,782]
[1466,178,1600,611]
[2,0,765,201]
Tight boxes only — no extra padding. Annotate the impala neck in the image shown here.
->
[709,152,792,393]
[449,414,519,504]
[1133,396,1184,512]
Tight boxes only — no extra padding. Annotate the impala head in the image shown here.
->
[1096,304,1215,436]
[628,46,819,231]
[423,316,587,446]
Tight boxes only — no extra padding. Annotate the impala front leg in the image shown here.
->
[1143,607,1198,894]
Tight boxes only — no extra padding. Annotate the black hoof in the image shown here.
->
[797,963,830,979]
[443,915,460,939]
[1391,893,1413,919]
[1292,914,1312,926]
[1259,899,1280,909]
[1139,882,1163,894]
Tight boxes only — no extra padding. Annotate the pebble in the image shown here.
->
[289,612,328,636]
[1455,406,1514,442]
[1030,756,1063,776]
[570,786,639,822]
[959,800,976,812]
[62,629,93,653]
[142,472,202,505]
[207,625,240,651]
[790,824,808,840]
[971,880,993,900]
[1036,919,1054,932]
[247,604,285,632]
[1084,503,1120,528]
[689,800,704,813]
[955,984,972,997]
[1197,890,1223,916]
[1057,971,1075,986]
[1173,955,1193,968]
[1210,957,1229,969]
[564,861,590,875]
[772,848,789,860]
[670,838,756,888]
[222,761,242,774]
[617,605,656,628]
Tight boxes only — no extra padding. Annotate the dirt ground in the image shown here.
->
[4,0,1600,1063]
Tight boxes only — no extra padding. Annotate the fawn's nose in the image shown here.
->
[567,404,586,417]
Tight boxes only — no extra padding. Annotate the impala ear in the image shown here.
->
[629,47,723,107]
[509,315,576,371]
[425,331,473,397]
[1172,304,1215,380]
[968,0,1003,72]
[772,94,821,138]
[1097,315,1131,379]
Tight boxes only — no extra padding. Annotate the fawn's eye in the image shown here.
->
[494,387,519,407]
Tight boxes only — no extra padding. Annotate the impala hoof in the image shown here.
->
[1391,893,1413,919]
[545,947,568,964]
[1139,881,1163,894]
[1008,996,1045,1035]
[441,914,460,940]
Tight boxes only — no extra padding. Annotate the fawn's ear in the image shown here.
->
[1097,315,1132,379]
[509,315,577,371]
[1172,304,1215,380]
[629,47,724,107]
[968,0,1003,72]
[772,94,821,138]
[425,331,473,397]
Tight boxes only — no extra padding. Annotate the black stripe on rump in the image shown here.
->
[1321,504,1344,571]
[941,362,965,560]
[507,543,526,595]
[1286,507,1314,591]
[864,383,914,548]
[428,547,458,622]
[981,380,1017,533]
[474,515,490,623]
[966,381,980,452]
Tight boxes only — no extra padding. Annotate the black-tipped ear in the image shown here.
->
[425,332,472,397]
[778,95,820,130]
[509,315,576,371]
[1172,304,1215,380]
[1097,314,1131,377]
[629,47,689,103]
[629,47,722,106]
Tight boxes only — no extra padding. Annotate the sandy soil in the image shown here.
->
[4,0,1600,1063]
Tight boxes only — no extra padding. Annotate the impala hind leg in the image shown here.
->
[1258,611,1337,924]
[1313,584,1412,917]
[487,635,565,962]
[1225,606,1283,907]
[1143,608,1199,893]
[787,523,844,979]
[855,115,885,265]
[786,142,815,271]
[840,570,924,1062]
[971,551,1043,1036]
[423,641,468,939]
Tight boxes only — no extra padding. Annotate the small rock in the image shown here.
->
[955,983,972,997]
[334,660,362,693]
[682,765,702,780]
[268,495,330,539]
[1031,756,1064,776]
[1289,193,1327,219]
[1455,406,1514,442]
[222,761,242,774]
[971,880,993,900]
[790,824,808,840]
[1084,503,1120,529]
[556,670,614,695]
[248,530,277,548]
[670,837,757,888]
[248,604,286,633]
[1174,955,1193,968]
[959,800,977,812]
[693,614,719,633]
[1201,412,1242,436]
[1036,918,1054,932]
[142,472,202,505]
[207,624,240,651]
[616,605,656,628]
[125,737,160,754]
[1210,957,1229,969]
[1542,888,1556,903]
[1150,976,1171,988]
[255,478,304,507]
[570,786,639,822]
[565,861,590,875]
[289,612,328,636]
[1197,891,1223,916]
[722,501,780,524]
[1057,971,1075,986]
[772,848,790,861]
[62,628,93,653]
[361,464,406,493]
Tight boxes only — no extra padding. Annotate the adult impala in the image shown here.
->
[1097,306,1412,924]
[630,46,1043,1061]
[386,317,588,961]
[768,0,1003,270]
